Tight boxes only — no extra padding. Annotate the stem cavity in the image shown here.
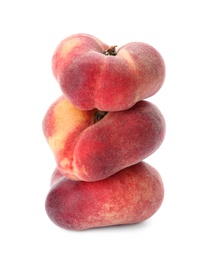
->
[94,110,108,123]
[103,45,117,56]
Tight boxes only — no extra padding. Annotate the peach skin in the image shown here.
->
[45,161,164,231]
[42,96,165,182]
[50,167,63,187]
[52,33,165,111]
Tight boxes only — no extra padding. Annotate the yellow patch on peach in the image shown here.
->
[59,38,82,59]
[98,203,122,225]
[118,49,137,71]
[71,155,89,179]
[47,98,87,154]
[57,157,80,181]
[60,157,70,169]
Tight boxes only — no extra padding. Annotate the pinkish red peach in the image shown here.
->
[45,161,164,230]
[42,95,165,182]
[52,33,165,111]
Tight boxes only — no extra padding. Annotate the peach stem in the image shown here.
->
[103,46,117,56]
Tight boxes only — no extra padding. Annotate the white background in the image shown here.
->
[0,0,213,259]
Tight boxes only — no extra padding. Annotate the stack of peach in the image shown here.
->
[42,33,166,231]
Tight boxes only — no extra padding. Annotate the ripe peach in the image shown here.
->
[52,33,165,111]
[42,96,165,182]
[50,168,63,186]
[45,161,164,231]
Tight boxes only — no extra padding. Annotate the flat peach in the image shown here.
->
[42,96,165,181]
[45,161,164,230]
[52,33,165,111]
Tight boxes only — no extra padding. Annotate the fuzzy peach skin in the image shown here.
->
[52,33,165,111]
[50,167,63,186]
[42,96,165,182]
[45,161,164,231]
